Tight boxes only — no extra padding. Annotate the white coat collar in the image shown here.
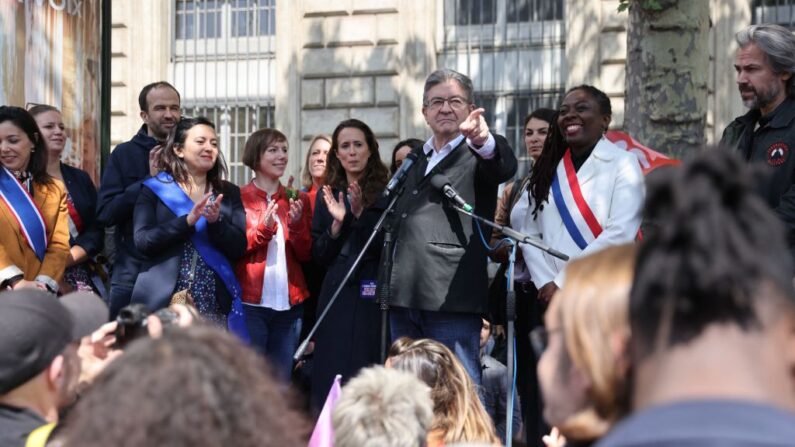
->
[573,137,619,185]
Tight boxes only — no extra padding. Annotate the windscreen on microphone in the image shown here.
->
[402,151,419,167]
[430,174,451,192]
[383,151,420,197]
[430,174,474,212]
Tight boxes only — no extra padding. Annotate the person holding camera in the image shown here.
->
[130,117,247,335]
[0,290,108,447]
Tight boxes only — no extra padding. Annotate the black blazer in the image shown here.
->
[389,134,517,314]
[60,163,103,257]
[130,180,246,312]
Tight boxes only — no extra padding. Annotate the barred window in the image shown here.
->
[176,0,222,39]
[442,0,566,178]
[183,105,275,185]
[447,0,497,25]
[752,0,795,28]
[476,91,563,175]
[175,0,275,41]
[230,0,276,37]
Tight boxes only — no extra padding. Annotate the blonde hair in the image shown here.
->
[388,338,499,446]
[553,243,636,441]
[301,134,331,189]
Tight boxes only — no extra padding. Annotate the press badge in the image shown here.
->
[360,280,377,300]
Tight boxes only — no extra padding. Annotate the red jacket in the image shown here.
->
[236,182,312,306]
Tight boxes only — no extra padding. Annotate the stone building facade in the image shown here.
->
[110,0,764,182]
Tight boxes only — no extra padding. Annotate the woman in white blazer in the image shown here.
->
[517,85,644,302]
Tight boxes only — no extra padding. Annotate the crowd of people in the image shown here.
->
[3,22,795,447]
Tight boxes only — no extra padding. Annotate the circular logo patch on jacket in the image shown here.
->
[767,142,789,167]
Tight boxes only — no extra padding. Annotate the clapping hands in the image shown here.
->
[262,199,279,228]
[288,197,304,225]
[322,185,347,223]
[187,193,225,226]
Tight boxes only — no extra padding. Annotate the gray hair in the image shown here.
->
[423,68,474,105]
[736,24,795,97]
[333,366,434,447]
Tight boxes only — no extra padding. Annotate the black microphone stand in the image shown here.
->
[293,186,406,362]
[376,217,396,363]
[448,203,568,447]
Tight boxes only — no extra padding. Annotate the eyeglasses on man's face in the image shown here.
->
[425,96,470,111]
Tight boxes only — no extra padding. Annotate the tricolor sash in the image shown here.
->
[0,167,47,260]
[65,193,84,239]
[143,173,249,342]
[550,149,603,250]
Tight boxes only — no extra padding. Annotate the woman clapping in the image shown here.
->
[310,119,389,409]
[236,128,312,381]
[131,117,247,337]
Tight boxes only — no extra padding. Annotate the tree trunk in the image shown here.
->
[624,0,709,158]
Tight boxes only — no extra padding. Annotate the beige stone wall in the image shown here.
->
[109,0,170,148]
[110,0,755,164]
[565,0,750,143]
[276,0,437,177]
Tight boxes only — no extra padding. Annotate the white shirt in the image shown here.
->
[254,211,291,311]
[508,192,531,283]
[423,132,497,175]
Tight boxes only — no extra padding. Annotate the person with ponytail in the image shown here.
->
[518,85,644,302]
[597,150,795,447]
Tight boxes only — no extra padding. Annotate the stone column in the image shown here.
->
[109,0,170,148]
[565,0,602,89]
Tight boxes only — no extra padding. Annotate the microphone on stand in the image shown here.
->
[430,174,474,212]
[383,152,419,197]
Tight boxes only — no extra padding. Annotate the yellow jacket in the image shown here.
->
[0,179,70,291]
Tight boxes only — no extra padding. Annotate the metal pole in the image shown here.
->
[99,0,111,176]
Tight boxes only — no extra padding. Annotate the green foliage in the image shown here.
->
[618,0,664,13]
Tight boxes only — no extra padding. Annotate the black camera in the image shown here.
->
[115,304,179,348]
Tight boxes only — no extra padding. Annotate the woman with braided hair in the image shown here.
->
[517,85,645,302]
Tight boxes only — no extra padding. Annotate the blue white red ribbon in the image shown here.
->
[550,149,603,250]
[0,167,47,260]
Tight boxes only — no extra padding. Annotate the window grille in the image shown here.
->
[172,0,276,185]
[441,0,566,177]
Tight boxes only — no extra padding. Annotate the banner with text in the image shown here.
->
[0,0,102,182]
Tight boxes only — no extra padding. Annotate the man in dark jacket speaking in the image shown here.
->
[388,69,517,384]
[720,24,795,261]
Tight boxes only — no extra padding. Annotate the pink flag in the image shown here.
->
[308,374,342,447]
